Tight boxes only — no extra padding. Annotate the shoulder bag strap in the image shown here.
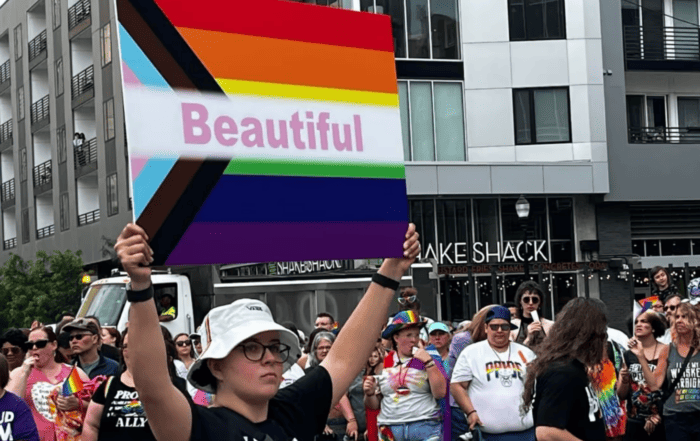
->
[663,346,695,402]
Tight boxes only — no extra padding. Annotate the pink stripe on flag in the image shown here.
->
[130,156,149,180]
[122,61,142,85]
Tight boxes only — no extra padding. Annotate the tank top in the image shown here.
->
[663,344,700,415]
[24,364,73,441]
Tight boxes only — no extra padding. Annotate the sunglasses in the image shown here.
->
[69,334,92,342]
[398,295,417,305]
[664,305,677,312]
[176,340,192,347]
[522,296,540,305]
[24,340,49,351]
[1,346,22,356]
[488,324,511,332]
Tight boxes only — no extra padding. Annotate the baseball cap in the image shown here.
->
[485,306,518,330]
[187,299,302,393]
[428,322,450,334]
[62,318,100,335]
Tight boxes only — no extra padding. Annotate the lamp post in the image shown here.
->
[516,195,531,279]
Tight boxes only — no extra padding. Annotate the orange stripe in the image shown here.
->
[176,27,398,95]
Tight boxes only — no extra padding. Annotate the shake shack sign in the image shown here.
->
[420,241,549,265]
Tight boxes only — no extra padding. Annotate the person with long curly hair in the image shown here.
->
[521,297,608,441]
[629,302,700,440]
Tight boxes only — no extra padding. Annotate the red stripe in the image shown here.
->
[153,0,394,52]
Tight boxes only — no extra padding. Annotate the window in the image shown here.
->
[57,126,67,163]
[107,173,118,216]
[14,25,22,60]
[20,148,27,182]
[509,0,566,41]
[104,99,115,140]
[100,24,112,66]
[60,192,69,231]
[399,80,466,161]
[626,94,669,143]
[18,86,24,120]
[678,97,700,128]
[360,0,459,59]
[514,88,571,145]
[22,209,29,244]
[55,58,64,97]
[53,0,61,29]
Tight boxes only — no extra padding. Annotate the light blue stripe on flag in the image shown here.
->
[118,24,170,89]
[133,157,179,219]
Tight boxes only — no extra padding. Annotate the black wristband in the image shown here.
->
[467,410,477,417]
[127,285,154,303]
[372,273,400,291]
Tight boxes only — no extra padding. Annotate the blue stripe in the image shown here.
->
[133,157,179,219]
[193,175,408,222]
[118,24,170,89]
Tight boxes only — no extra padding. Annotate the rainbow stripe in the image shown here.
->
[61,366,84,396]
[118,0,407,266]
[591,360,626,438]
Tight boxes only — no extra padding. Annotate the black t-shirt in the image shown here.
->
[623,351,663,422]
[191,364,333,441]
[92,375,156,441]
[533,359,606,441]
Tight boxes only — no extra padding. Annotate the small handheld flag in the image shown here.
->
[61,365,84,396]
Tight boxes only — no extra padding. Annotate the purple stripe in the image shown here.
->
[164,221,408,265]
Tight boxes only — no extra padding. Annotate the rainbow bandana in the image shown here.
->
[61,365,84,396]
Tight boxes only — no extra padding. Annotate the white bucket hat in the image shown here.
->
[187,299,301,393]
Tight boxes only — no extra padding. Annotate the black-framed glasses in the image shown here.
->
[488,324,511,332]
[522,296,540,304]
[398,295,417,305]
[664,305,677,312]
[238,341,291,363]
[24,340,49,350]
[69,333,91,342]
[176,340,192,347]
[1,346,22,356]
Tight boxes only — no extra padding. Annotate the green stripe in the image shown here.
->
[224,158,406,179]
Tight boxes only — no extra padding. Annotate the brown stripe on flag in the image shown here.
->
[137,159,203,240]
[117,0,196,90]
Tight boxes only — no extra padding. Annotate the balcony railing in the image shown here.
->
[74,137,97,168]
[629,126,700,143]
[78,208,100,226]
[68,0,91,30]
[33,159,52,188]
[0,60,10,85]
[3,237,16,250]
[36,224,55,239]
[71,65,94,99]
[625,26,700,62]
[0,119,12,144]
[1,178,15,202]
[28,30,48,61]
[31,95,50,125]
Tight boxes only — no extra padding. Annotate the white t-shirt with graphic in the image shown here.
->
[376,353,440,425]
[452,340,536,434]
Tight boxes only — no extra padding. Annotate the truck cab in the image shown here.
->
[76,270,196,336]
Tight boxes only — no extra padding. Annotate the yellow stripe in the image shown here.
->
[215,78,399,108]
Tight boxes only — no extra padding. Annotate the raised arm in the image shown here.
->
[114,223,191,441]
[321,224,419,405]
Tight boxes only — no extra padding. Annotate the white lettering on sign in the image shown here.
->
[420,241,549,265]
[276,260,343,275]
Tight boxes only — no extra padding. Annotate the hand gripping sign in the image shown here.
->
[117,0,408,265]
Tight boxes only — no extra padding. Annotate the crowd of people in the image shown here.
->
[1,226,700,441]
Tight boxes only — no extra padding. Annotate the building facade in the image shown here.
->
[0,0,130,275]
[1,0,698,332]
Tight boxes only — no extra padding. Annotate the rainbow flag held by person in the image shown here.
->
[61,365,84,396]
[633,296,660,319]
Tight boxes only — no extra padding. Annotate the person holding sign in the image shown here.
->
[6,326,89,441]
[510,281,554,350]
[114,222,420,441]
[0,353,40,441]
